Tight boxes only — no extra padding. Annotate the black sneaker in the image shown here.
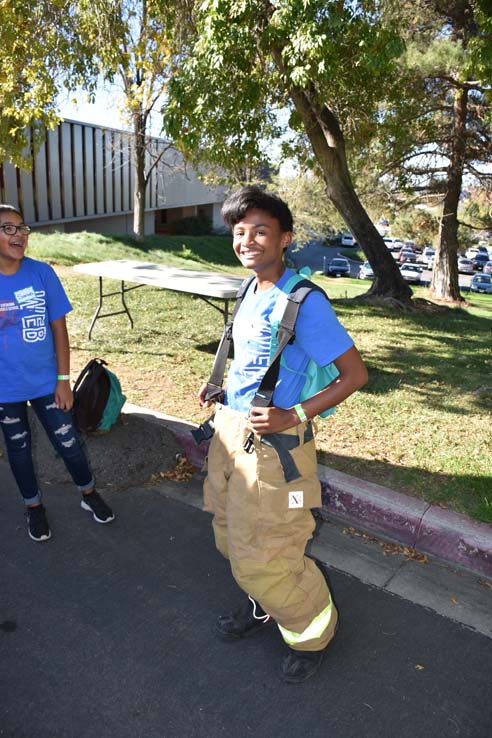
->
[80,490,115,523]
[279,647,327,684]
[27,504,52,542]
[215,596,273,640]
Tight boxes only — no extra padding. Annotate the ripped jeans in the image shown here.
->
[0,394,94,506]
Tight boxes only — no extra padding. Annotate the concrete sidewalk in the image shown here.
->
[124,403,492,580]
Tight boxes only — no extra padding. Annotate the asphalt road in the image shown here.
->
[1,465,491,738]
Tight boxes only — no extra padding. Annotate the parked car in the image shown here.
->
[472,253,489,271]
[340,233,355,247]
[358,261,374,280]
[399,263,423,284]
[383,238,398,252]
[457,257,474,274]
[470,274,492,294]
[326,257,351,276]
[465,246,480,260]
[398,249,417,263]
[422,247,435,266]
[483,261,492,275]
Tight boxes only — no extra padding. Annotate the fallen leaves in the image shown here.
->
[148,455,196,484]
[343,527,429,563]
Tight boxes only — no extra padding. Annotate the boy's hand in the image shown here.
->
[55,380,73,411]
[248,406,298,434]
[198,383,214,408]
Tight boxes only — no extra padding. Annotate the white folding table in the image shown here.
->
[73,260,244,338]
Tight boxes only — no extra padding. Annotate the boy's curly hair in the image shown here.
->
[221,185,293,233]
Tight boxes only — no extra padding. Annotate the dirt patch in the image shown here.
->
[0,411,180,491]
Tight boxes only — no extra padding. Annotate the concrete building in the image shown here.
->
[0,119,225,235]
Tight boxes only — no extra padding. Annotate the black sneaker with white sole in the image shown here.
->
[27,504,52,542]
[80,490,115,523]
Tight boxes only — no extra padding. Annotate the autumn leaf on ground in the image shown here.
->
[343,527,429,563]
[148,455,195,484]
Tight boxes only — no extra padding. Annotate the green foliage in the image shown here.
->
[0,0,96,164]
[170,215,213,236]
[391,208,439,246]
[267,173,344,245]
[163,0,407,173]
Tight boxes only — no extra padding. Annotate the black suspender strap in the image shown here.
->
[204,275,255,402]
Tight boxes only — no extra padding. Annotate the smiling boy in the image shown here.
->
[198,186,367,683]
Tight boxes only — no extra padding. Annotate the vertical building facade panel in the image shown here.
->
[47,128,62,220]
[104,129,114,213]
[121,134,130,211]
[60,122,74,218]
[34,142,50,221]
[72,124,85,217]
[84,126,95,215]
[2,162,20,209]
[94,128,104,214]
[113,131,122,212]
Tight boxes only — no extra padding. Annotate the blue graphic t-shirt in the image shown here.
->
[0,257,72,402]
[225,269,353,413]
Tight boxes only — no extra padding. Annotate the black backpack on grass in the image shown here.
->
[73,358,126,433]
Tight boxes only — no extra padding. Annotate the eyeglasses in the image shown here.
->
[0,224,31,235]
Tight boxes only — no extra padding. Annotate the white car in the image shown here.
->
[399,263,423,284]
[465,247,480,260]
[457,257,474,274]
[358,261,374,280]
[422,247,435,266]
[340,233,355,247]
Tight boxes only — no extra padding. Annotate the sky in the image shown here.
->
[57,87,164,137]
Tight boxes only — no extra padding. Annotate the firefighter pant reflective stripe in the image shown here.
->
[204,404,338,652]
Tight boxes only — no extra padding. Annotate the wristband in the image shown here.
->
[294,403,308,423]
[57,374,70,381]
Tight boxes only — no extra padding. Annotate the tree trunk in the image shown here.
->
[431,86,468,302]
[133,112,147,242]
[287,84,412,301]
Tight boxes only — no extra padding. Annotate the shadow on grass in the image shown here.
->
[318,450,492,524]
[335,302,492,415]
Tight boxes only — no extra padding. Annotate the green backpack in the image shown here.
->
[268,271,339,418]
[98,368,127,431]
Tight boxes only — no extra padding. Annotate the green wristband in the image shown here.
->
[57,374,70,380]
[294,403,308,423]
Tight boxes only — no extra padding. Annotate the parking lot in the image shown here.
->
[287,242,483,292]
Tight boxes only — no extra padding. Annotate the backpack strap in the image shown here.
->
[204,275,256,402]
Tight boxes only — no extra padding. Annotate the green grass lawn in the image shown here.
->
[29,231,492,523]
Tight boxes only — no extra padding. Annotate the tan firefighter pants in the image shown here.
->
[204,403,338,652]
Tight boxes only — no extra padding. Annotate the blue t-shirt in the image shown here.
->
[0,257,72,402]
[225,269,353,413]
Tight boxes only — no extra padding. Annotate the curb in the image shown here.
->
[123,403,492,579]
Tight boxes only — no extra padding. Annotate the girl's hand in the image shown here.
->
[247,406,298,435]
[55,380,73,411]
